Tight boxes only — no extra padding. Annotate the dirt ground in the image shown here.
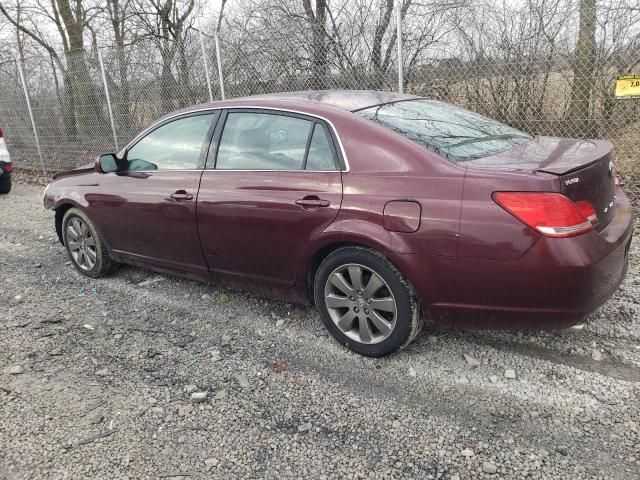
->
[1,182,639,479]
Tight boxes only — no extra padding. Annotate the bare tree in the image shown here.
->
[133,0,196,111]
[104,0,136,120]
[0,0,104,135]
[567,0,597,135]
[303,0,328,88]
[594,0,640,132]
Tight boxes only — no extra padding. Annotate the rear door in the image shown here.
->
[197,109,343,287]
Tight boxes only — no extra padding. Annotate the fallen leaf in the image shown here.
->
[270,361,287,373]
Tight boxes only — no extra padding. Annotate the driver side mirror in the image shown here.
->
[96,153,119,173]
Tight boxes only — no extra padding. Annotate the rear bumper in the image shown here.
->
[391,188,634,329]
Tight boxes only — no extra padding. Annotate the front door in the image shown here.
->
[197,109,343,287]
[91,112,218,275]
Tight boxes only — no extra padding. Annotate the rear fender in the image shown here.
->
[294,218,416,302]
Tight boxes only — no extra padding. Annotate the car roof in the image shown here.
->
[174,90,422,117]
[234,90,421,112]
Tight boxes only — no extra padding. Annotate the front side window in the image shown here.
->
[125,114,215,171]
[356,100,531,161]
[215,112,337,170]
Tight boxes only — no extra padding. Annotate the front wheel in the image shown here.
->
[314,246,423,357]
[62,208,117,278]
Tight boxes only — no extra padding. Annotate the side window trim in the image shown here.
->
[123,110,220,171]
[301,123,316,170]
[200,112,221,169]
[205,109,228,170]
[205,108,342,171]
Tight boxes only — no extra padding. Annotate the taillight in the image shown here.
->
[493,192,593,238]
[0,128,3,138]
[574,200,597,224]
[3,162,12,172]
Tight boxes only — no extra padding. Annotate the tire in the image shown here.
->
[0,173,11,194]
[62,207,117,278]
[314,246,423,357]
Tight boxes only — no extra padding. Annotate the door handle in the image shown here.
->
[295,196,330,209]
[170,190,194,201]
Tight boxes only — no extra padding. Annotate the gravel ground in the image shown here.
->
[1,182,639,480]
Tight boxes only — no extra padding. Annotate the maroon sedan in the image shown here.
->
[44,91,633,357]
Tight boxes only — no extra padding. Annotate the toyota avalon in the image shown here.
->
[43,91,633,357]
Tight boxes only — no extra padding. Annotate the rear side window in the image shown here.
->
[305,124,336,170]
[125,114,215,171]
[356,100,531,161]
[214,111,338,171]
[216,112,312,170]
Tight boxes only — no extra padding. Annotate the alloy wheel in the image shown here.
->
[66,217,97,271]
[323,263,397,345]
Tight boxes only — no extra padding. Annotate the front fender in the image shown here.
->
[47,190,90,211]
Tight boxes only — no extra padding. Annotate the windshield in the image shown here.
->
[356,100,532,161]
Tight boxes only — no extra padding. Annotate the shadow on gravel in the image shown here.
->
[434,329,640,382]
[112,262,640,382]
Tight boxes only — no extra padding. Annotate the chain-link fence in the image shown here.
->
[0,9,638,205]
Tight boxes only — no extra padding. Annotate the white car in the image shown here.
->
[0,127,12,194]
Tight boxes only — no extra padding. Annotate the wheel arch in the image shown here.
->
[302,233,399,305]
[53,201,106,250]
[54,202,78,245]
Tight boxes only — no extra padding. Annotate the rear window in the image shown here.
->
[356,100,531,161]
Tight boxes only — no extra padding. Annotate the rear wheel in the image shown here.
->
[0,173,11,194]
[314,246,422,357]
[62,208,117,278]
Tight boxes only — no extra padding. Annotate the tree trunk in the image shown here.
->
[177,40,191,105]
[160,44,177,113]
[371,0,394,89]
[61,69,78,137]
[303,0,328,89]
[312,1,327,89]
[567,0,597,137]
[67,50,106,134]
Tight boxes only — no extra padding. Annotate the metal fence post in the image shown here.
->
[214,33,226,100]
[98,49,119,151]
[17,59,47,175]
[396,0,404,93]
[198,20,214,102]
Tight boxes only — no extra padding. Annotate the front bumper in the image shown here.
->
[391,188,634,329]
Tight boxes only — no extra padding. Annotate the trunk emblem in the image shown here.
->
[565,177,579,185]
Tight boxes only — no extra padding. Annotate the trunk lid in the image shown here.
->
[557,145,616,231]
[466,136,617,230]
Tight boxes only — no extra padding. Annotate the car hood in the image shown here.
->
[464,136,612,175]
[53,162,95,180]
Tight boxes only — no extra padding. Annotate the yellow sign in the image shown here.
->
[615,75,640,99]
